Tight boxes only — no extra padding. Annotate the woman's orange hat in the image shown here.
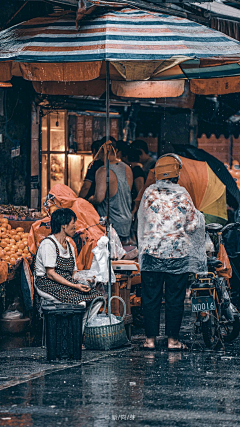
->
[154,153,182,181]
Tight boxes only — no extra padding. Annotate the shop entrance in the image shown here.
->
[40,109,120,208]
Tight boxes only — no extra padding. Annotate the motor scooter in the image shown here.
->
[190,223,239,349]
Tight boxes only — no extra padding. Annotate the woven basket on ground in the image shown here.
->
[84,296,129,350]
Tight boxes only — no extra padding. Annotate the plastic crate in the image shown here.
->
[42,303,86,361]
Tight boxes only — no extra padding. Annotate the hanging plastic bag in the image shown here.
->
[216,243,232,280]
[90,236,116,283]
[110,225,126,260]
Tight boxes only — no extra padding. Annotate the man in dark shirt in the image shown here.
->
[79,137,116,200]
[127,146,146,205]
[131,139,156,178]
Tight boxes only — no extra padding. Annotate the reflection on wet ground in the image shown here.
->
[0,346,240,426]
[0,304,239,426]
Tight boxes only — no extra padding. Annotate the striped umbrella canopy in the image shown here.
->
[2,9,240,96]
[1,7,235,306]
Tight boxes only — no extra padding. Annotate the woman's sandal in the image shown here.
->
[141,342,156,351]
[168,343,189,352]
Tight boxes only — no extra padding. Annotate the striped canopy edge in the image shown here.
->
[1,9,240,94]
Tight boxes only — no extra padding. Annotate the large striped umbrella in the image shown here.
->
[1,7,240,302]
[1,8,240,62]
[1,9,240,97]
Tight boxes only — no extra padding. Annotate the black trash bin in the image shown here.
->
[42,303,86,361]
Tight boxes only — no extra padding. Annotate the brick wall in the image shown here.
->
[198,134,240,165]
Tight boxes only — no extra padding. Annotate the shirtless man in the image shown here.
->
[89,145,133,241]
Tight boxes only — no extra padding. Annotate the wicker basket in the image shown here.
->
[84,296,129,350]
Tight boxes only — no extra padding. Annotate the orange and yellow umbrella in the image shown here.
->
[179,157,228,225]
[136,156,228,224]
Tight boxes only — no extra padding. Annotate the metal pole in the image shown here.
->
[229,130,233,170]
[106,61,112,313]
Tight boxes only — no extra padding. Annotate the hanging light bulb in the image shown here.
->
[56,111,59,127]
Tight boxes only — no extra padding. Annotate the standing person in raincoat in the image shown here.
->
[138,154,207,351]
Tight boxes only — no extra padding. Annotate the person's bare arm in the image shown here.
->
[131,176,145,217]
[88,168,107,205]
[134,176,144,194]
[46,268,90,292]
[79,180,92,199]
[125,163,133,189]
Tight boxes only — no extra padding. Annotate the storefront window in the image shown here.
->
[50,154,65,189]
[41,110,66,206]
[50,111,65,151]
[68,154,92,195]
[40,109,120,207]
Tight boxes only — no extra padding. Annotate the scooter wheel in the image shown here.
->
[221,317,240,343]
[202,315,220,349]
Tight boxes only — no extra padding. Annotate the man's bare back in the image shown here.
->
[89,159,133,205]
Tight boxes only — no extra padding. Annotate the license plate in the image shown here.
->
[191,295,215,312]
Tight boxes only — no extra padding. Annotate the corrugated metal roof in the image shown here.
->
[192,1,240,20]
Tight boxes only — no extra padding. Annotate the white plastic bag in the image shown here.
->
[2,310,23,320]
[110,225,126,260]
[74,270,97,283]
[87,313,120,327]
[90,236,116,283]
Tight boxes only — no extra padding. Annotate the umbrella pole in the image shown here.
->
[229,133,233,169]
[106,60,112,314]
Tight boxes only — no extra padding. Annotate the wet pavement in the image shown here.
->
[0,302,239,426]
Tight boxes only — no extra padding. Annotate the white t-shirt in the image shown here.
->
[35,235,77,277]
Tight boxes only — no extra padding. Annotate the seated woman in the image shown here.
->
[34,208,102,304]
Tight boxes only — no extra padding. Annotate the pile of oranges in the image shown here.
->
[0,217,31,266]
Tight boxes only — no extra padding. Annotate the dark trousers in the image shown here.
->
[141,271,188,339]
